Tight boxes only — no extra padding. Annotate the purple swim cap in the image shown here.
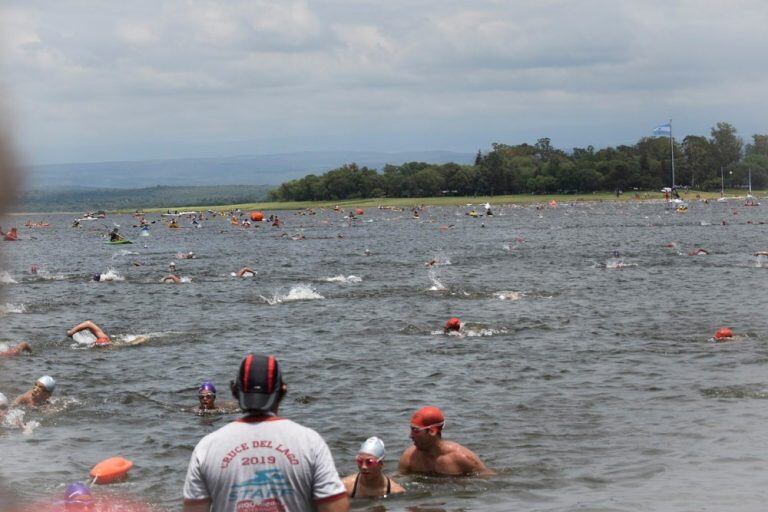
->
[65,482,92,502]
[198,381,216,395]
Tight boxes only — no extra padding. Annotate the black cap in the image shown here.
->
[234,354,282,412]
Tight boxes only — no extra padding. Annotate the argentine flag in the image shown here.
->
[653,123,672,136]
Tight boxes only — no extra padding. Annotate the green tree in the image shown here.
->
[710,122,743,172]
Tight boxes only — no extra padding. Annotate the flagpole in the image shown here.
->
[669,118,675,188]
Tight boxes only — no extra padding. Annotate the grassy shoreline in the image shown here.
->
[8,189,765,216]
[137,189,763,214]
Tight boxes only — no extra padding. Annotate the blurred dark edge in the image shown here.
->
[1,125,22,510]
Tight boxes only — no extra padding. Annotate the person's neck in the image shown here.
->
[360,471,387,489]
[421,437,445,456]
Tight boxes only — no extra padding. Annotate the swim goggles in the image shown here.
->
[409,421,445,433]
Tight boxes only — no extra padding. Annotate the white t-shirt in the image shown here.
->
[183,415,346,512]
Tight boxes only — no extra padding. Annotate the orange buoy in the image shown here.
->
[356,208,364,216]
[444,317,461,332]
[90,457,133,484]
[714,327,733,341]
[250,211,264,222]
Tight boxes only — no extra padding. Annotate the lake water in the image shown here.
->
[1,200,768,511]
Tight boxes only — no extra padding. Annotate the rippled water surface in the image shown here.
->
[2,201,768,511]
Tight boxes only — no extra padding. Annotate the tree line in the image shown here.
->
[269,122,768,201]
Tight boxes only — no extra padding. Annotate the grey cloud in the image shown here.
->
[2,0,767,164]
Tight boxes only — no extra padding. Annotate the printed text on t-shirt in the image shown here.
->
[221,440,300,468]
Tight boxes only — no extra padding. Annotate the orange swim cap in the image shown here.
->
[714,327,733,341]
[95,336,110,346]
[411,406,445,430]
[445,317,461,331]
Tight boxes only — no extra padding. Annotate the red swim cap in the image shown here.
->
[714,327,733,341]
[411,406,445,429]
[445,317,461,331]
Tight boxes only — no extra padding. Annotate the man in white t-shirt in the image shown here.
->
[183,354,349,512]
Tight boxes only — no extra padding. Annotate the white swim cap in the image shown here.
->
[37,375,56,392]
[0,392,8,408]
[359,436,386,460]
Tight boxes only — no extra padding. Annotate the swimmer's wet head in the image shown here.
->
[32,375,55,400]
[409,406,445,449]
[0,392,8,417]
[714,327,734,341]
[356,436,386,475]
[198,381,217,410]
[64,482,94,510]
[230,353,286,414]
[444,317,461,333]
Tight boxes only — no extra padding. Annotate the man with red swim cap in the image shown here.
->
[444,317,461,334]
[398,406,494,476]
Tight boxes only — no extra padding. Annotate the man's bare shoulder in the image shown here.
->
[398,445,418,472]
[441,441,494,475]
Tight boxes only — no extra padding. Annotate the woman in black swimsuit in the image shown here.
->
[342,437,405,498]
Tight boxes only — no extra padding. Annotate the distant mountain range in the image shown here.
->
[22,150,476,189]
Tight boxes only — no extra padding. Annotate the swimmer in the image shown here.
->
[443,317,461,334]
[364,249,371,256]
[236,267,256,278]
[425,259,437,267]
[14,375,55,407]
[342,437,405,498]
[714,327,734,341]
[0,341,32,356]
[754,251,768,256]
[399,406,494,476]
[64,482,94,510]
[30,264,38,274]
[162,274,181,284]
[91,272,113,282]
[688,248,709,256]
[178,251,196,259]
[197,381,217,412]
[68,320,111,346]
[169,261,177,272]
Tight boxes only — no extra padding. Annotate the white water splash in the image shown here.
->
[0,271,16,283]
[494,291,522,301]
[427,269,446,291]
[38,270,66,280]
[465,328,507,337]
[111,249,139,259]
[0,303,26,314]
[321,275,362,283]
[605,258,637,270]
[97,268,124,282]
[755,255,768,268]
[260,284,324,305]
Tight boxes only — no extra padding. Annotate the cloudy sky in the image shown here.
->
[2,0,767,165]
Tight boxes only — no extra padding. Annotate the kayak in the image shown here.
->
[106,240,133,245]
